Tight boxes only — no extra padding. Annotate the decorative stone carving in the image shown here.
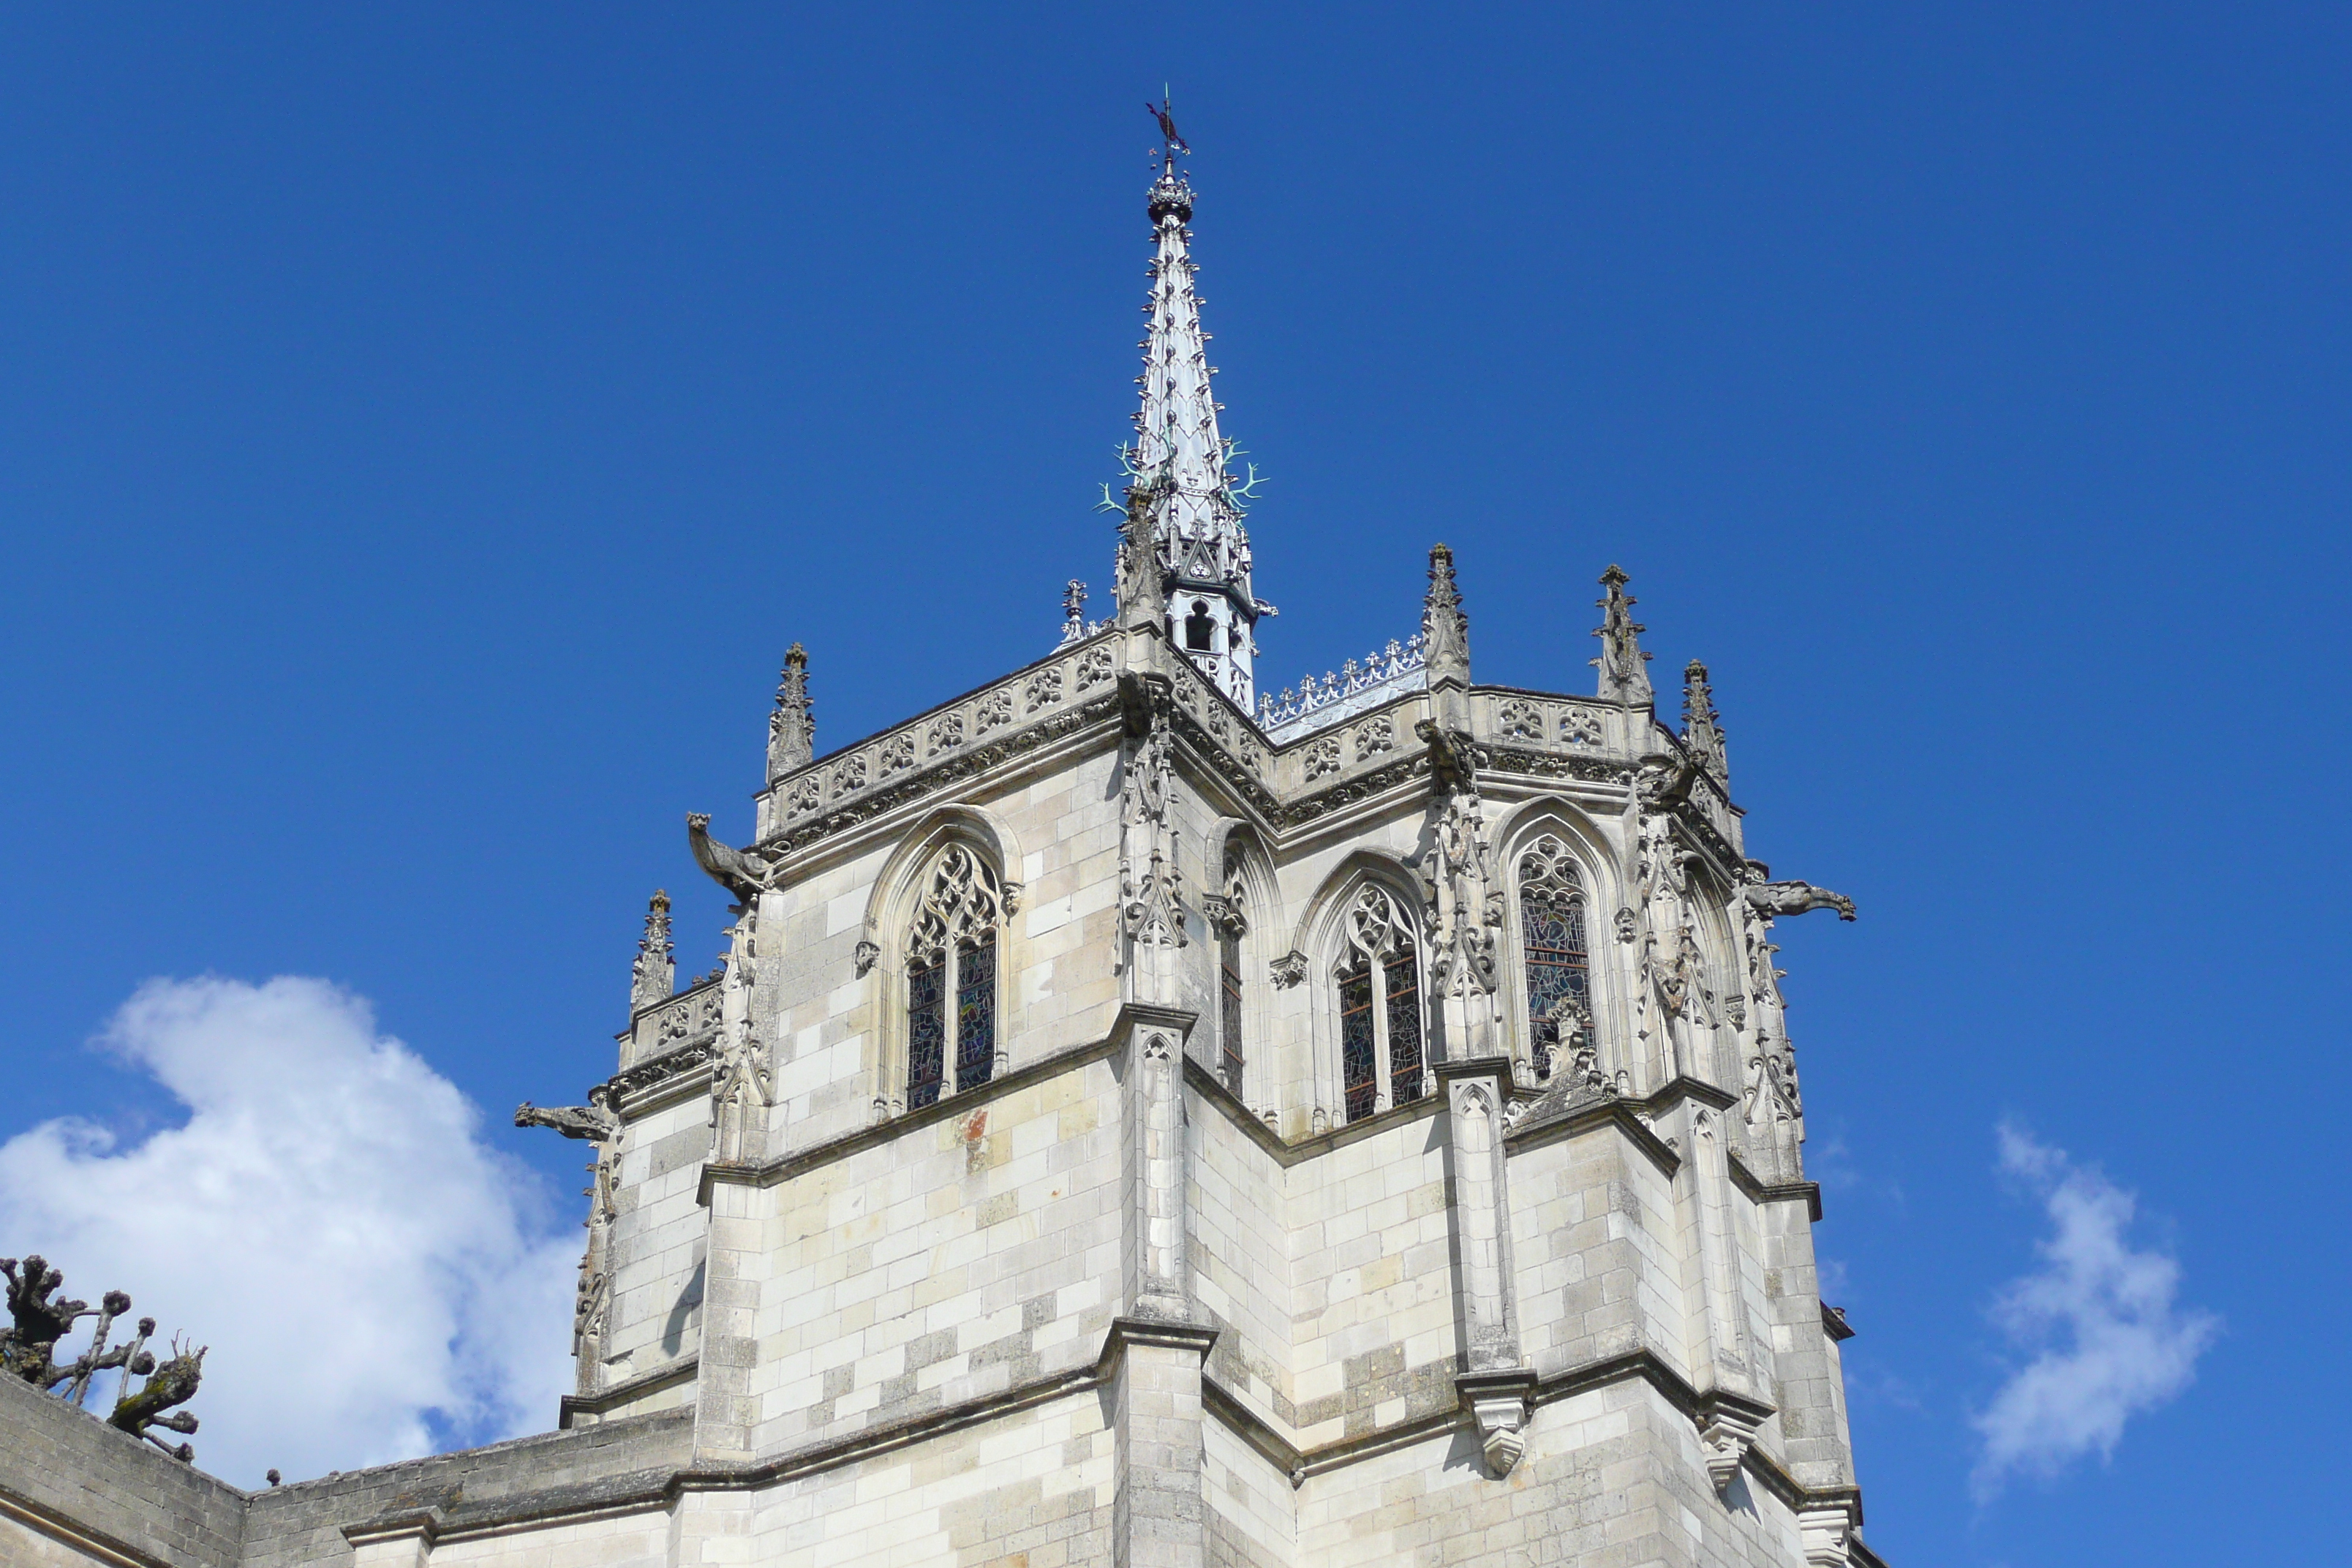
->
[1117,672,1186,979]
[1496,699,1543,741]
[1304,736,1341,780]
[709,905,772,1164]
[829,755,868,799]
[853,938,881,977]
[1422,543,1471,687]
[1269,951,1308,988]
[1414,719,1502,1056]
[1025,667,1065,712]
[1,1256,206,1461]
[766,643,815,783]
[1744,1033,1803,1128]
[1591,563,1654,706]
[1681,659,1727,785]
[1458,1370,1537,1480]
[1561,706,1604,745]
[1353,716,1393,760]
[876,733,916,777]
[630,889,675,1015]
[1800,1501,1856,1567]
[687,814,774,903]
[1744,880,1858,921]
[974,690,1014,733]
[1613,906,1637,944]
[1695,1395,1770,1493]
[1202,891,1247,940]
[513,1101,618,1142]
[925,713,965,755]
[1075,644,1115,690]
[783,774,823,818]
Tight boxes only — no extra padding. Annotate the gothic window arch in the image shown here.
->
[1332,884,1426,1123]
[1516,834,1593,1084]
[903,843,1005,1110]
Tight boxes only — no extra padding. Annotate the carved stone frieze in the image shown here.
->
[600,1036,720,1104]
[760,695,1122,861]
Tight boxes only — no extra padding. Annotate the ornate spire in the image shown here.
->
[630,890,675,1014]
[1682,660,1727,785]
[766,644,813,783]
[1591,565,1654,706]
[1422,543,1471,689]
[1115,107,1266,709]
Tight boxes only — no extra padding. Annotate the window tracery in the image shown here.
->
[903,844,1004,1109]
[1333,885,1425,1123]
[1517,836,1591,1082]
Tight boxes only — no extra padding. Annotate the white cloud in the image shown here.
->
[1970,1123,2219,1498]
[0,977,578,1488]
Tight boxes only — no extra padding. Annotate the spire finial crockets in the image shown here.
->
[1591,565,1654,706]
[766,644,814,783]
[1115,108,1265,709]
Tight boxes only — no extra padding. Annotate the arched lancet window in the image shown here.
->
[1517,835,1591,1081]
[905,844,1003,1109]
[1184,599,1217,652]
[1334,885,1424,1123]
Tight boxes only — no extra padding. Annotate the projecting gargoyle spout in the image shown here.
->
[1744,881,1858,921]
[687,813,769,903]
[1414,719,1482,794]
[514,1102,618,1142]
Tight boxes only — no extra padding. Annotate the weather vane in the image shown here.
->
[1147,87,1188,173]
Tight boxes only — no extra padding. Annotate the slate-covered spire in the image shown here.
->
[1591,565,1654,706]
[1120,106,1264,709]
[766,644,813,783]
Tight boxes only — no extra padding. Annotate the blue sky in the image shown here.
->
[1,4,2345,1556]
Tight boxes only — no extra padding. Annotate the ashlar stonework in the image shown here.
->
[5,129,1886,1568]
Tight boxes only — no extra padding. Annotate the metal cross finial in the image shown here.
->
[1147,88,1188,169]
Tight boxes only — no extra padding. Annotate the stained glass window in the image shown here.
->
[1339,960,1378,1123]
[1386,957,1424,1105]
[1334,885,1424,1123]
[907,954,946,1109]
[955,932,997,1090]
[903,844,1004,1108]
[1518,837,1591,1079]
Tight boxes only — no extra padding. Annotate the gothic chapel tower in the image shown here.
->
[487,134,1888,1568]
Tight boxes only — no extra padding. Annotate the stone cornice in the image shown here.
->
[739,630,1739,878]
[698,1032,1124,1204]
[1181,1052,1446,1168]
[557,1353,699,1430]
[1727,1147,1825,1222]
[1504,1088,1684,1180]
[0,1485,178,1568]
[327,1341,1876,1558]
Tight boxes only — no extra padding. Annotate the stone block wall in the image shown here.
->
[0,1370,245,1568]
